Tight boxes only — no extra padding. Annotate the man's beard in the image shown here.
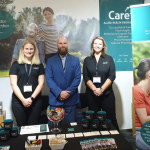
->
[58,47,68,55]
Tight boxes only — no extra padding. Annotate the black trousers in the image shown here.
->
[86,90,119,131]
[12,97,43,126]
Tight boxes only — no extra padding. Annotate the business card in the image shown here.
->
[47,134,55,139]
[57,134,66,138]
[100,131,110,135]
[91,131,100,135]
[66,133,74,138]
[109,130,119,134]
[70,122,77,126]
[74,132,83,137]
[83,132,93,137]
[38,135,47,140]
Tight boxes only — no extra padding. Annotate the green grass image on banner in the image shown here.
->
[0,70,9,77]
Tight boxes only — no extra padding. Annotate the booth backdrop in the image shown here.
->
[1,0,149,129]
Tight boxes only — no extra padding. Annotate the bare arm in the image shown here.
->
[86,80,97,91]
[136,108,150,125]
[10,75,32,107]
[101,78,112,91]
[31,75,45,99]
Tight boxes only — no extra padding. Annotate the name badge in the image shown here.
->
[24,85,32,92]
[93,77,101,83]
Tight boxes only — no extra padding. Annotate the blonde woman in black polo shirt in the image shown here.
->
[83,36,119,131]
[9,40,45,126]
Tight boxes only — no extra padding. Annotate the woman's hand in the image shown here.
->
[22,98,32,107]
[93,88,103,96]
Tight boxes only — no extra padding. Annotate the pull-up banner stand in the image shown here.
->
[99,0,144,71]
[131,3,150,150]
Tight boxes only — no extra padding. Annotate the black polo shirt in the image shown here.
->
[9,61,45,99]
[83,54,116,95]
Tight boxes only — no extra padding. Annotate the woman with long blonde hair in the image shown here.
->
[9,40,45,126]
[83,36,119,131]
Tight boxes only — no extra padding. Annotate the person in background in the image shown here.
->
[38,7,63,63]
[11,23,45,64]
[83,36,119,131]
[45,37,81,123]
[9,40,45,126]
[134,58,150,150]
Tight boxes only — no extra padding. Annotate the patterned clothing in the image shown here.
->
[38,24,63,54]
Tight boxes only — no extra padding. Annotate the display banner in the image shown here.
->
[99,0,144,71]
[131,3,150,149]
[0,0,99,77]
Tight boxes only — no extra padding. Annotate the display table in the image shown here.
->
[0,123,133,150]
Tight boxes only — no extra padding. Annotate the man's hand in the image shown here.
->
[59,91,71,101]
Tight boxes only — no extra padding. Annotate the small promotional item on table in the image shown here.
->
[10,126,19,137]
[0,119,13,130]
[25,138,42,150]
[47,106,65,133]
[85,110,95,122]
[49,135,67,150]
[102,119,111,130]
[0,130,10,141]
[91,119,100,129]
[81,119,90,129]
[96,111,106,121]
[0,127,4,131]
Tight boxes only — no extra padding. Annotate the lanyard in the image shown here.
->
[96,63,98,77]
[25,64,32,85]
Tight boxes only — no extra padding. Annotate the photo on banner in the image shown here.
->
[0,0,99,77]
[99,0,144,71]
[131,3,150,150]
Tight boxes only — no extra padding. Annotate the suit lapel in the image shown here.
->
[64,54,71,75]
[55,54,65,76]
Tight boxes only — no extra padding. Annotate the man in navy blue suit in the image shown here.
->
[45,37,81,123]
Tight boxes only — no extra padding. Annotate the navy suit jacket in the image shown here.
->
[45,53,81,106]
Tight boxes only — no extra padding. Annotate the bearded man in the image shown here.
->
[45,36,81,123]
